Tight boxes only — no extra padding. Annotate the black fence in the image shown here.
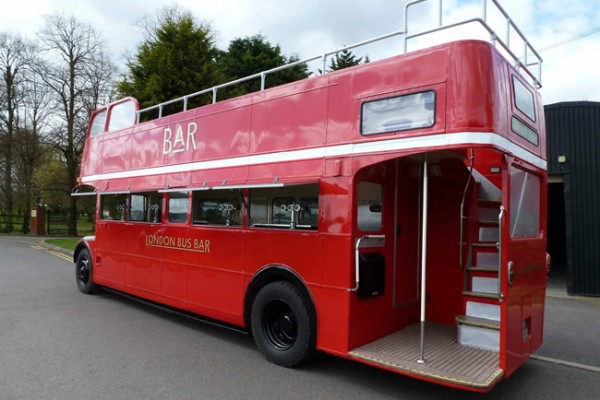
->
[46,210,70,236]
[0,210,94,236]
[0,213,28,234]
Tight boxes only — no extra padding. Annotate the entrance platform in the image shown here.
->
[349,322,503,390]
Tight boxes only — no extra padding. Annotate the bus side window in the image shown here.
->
[298,197,318,227]
[130,192,162,223]
[357,182,382,231]
[192,190,242,226]
[272,197,295,224]
[250,183,319,229]
[168,191,189,223]
[100,194,128,221]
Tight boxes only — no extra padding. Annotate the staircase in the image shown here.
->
[457,172,502,352]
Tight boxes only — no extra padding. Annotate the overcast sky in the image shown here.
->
[2,0,599,105]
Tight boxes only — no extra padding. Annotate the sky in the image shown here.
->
[1,0,599,105]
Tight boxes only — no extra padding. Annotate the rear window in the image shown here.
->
[512,76,536,122]
[361,91,435,135]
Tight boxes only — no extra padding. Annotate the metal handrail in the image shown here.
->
[497,205,505,297]
[137,0,543,122]
[348,235,386,292]
[404,0,542,88]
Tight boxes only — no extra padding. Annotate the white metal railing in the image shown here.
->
[137,0,543,122]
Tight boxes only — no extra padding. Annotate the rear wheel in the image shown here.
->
[75,248,96,294]
[251,281,315,367]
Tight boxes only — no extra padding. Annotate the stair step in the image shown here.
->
[471,276,499,293]
[475,252,499,268]
[462,291,502,300]
[478,207,500,221]
[478,199,502,207]
[472,242,498,249]
[467,266,498,273]
[456,315,500,330]
[479,226,499,242]
[457,316,500,352]
[466,301,500,320]
[479,220,499,227]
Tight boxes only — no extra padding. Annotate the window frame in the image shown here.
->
[360,90,436,136]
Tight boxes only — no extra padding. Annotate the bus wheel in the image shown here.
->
[75,248,95,294]
[251,281,315,367]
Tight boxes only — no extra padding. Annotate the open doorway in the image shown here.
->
[547,176,567,292]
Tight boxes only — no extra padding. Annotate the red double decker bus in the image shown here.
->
[73,0,548,391]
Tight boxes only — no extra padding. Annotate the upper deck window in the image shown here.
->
[89,109,107,137]
[108,100,136,132]
[512,76,536,122]
[511,117,539,146]
[361,91,435,135]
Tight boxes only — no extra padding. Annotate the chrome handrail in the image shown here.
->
[348,235,386,292]
[497,205,505,296]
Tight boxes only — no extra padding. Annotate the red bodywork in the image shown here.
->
[76,40,547,391]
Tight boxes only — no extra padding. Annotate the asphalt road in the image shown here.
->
[1,235,599,400]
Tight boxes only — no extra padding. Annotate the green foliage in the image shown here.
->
[218,34,310,95]
[118,8,225,112]
[327,49,369,72]
[45,238,78,251]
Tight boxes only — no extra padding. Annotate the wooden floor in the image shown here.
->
[348,322,503,390]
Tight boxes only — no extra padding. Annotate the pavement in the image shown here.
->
[37,236,600,372]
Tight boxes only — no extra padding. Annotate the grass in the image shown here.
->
[45,238,79,252]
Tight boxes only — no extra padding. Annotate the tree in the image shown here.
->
[327,49,369,72]
[13,71,52,225]
[37,13,115,235]
[0,33,32,230]
[118,6,224,113]
[218,34,310,95]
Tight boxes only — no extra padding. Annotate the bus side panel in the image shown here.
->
[250,82,327,155]
[245,230,321,284]
[316,234,352,354]
[80,135,101,178]
[130,125,167,171]
[94,221,127,290]
[185,227,246,326]
[124,223,174,305]
[100,130,131,174]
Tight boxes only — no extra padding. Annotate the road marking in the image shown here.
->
[530,355,600,374]
[32,245,72,262]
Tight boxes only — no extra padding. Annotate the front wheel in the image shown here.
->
[251,281,316,367]
[75,248,96,294]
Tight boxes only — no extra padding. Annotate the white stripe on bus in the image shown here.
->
[81,131,547,184]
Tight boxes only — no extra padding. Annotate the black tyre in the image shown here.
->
[251,281,316,367]
[75,248,96,294]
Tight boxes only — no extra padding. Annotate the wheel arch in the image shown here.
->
[244,265,317,331]
[73,236,95,263]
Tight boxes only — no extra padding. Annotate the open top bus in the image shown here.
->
[73,0,547,391]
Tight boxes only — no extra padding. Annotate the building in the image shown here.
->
[545,101,600,296]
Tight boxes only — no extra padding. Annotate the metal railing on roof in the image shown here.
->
[137,0,543,122]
